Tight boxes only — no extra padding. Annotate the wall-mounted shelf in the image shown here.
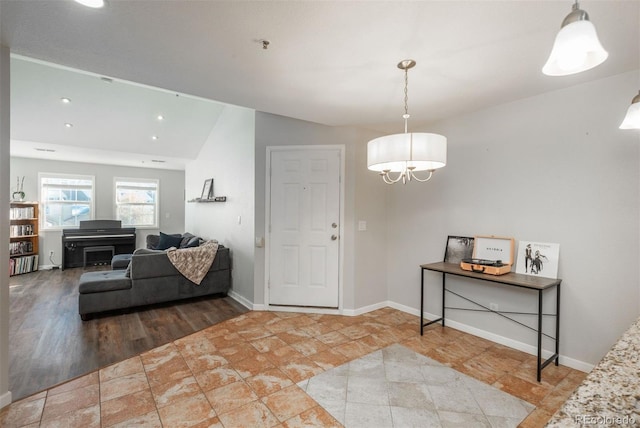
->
[188,196,227,203]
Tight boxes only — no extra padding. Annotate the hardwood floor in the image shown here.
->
[8,266,248,401]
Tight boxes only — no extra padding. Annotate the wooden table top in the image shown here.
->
[421,261,562,290]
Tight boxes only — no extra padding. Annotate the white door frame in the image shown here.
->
[264,145,345,314]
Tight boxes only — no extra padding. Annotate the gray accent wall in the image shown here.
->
[9,157,185,266]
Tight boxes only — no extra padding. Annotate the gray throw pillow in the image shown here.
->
[157,232,182,250]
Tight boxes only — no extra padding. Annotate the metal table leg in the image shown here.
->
[556,283,561,366]
[442,273,446,327]
[537,289,543,382]
[420,268,424,335]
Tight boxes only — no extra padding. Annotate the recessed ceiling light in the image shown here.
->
[157,115,164,121]
[60,97,71,104]
[100,76,113,83]
[151,135,159,140]
[74,0,105,8]
[64,123,73,128]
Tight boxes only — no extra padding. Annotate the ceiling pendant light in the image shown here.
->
[542,0,608,76]
[367,60,447,185]
[619,90,640,130]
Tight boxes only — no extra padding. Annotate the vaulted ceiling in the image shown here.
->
[2,1,639,169]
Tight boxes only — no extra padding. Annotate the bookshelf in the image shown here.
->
[9,201,39,276]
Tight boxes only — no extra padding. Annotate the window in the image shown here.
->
[40,173,94,230]
[115,178,159,228]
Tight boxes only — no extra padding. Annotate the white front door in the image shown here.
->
[268,147,341,308]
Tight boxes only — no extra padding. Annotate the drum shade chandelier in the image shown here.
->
[542,0,608,76]
[367,60,447,185]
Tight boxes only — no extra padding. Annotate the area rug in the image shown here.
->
[297,343,535,428]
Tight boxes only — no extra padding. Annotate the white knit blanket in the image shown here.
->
[166,240,218,285]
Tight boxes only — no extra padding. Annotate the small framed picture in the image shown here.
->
[443,236,475,264]
[201,179,214,200]
[515,241,560,278]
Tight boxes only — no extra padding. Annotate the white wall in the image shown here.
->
[9,157,185,264]
[253,112,388,312]
[185,104,255,301]
[386,70,640,367]
[0,43,12,408]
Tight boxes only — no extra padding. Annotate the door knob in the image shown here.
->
[331,223,337,228]
[331,235,338,241]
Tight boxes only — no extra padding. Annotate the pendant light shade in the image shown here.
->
[619,91,640,130]
[542,1,608,76]
[367,133,447,173]
[366,60,447,185]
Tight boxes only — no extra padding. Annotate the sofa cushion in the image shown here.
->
[157,232,183,250]
[147,233,179,249]
[112,253,132,270]
[79,271,132,294]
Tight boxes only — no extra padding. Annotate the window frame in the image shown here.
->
[114,177,159,229]
[38,172,95,231]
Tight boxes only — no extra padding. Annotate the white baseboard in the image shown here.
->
[266,306,342,315]
[38,264,61,270]
[0,391,12,410]
[343,300,389,316]
[387,300,419,316]
[227,290,255,310]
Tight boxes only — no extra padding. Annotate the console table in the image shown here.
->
[420,261,561,382]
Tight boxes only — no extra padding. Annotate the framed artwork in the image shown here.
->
[201,179,214,200]
[443,236,475,264]
[515,241,560,278]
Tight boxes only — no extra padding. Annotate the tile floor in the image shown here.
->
[0,308,586,427]
[299,343,535,427]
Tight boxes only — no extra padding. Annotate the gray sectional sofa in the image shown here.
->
[78,233,230,320]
